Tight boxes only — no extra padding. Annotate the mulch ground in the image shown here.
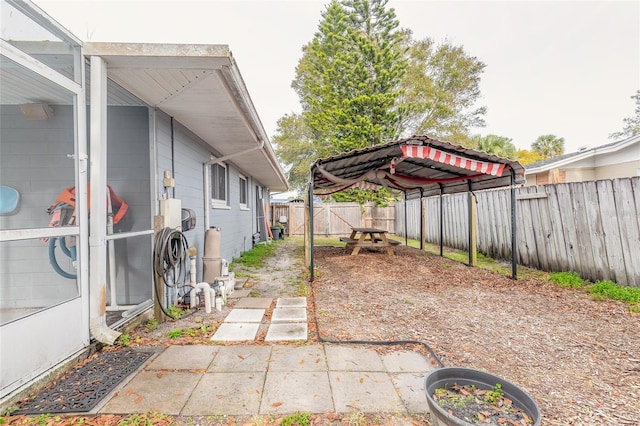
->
[311,245,640,425]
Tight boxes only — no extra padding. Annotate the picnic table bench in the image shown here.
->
[340,227,399,256]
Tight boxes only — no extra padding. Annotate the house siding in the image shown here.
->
[155,111,261,283]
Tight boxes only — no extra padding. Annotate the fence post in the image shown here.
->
[362,202,374,228]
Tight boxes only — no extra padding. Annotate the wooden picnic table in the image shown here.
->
[339,227,400,256]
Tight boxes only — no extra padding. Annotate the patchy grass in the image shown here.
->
[549,271,585,288]
[231,241,279,269]
[588,280,640,304]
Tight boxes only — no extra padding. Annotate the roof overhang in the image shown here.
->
[311,135,525,198]
[83,42,288,192]
[525,134,640,174]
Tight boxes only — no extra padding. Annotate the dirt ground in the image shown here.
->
[312,243,640,426]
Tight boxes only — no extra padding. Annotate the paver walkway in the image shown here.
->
[211,295,308,342]
[95,344,436,417]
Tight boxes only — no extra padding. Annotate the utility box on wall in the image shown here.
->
[160,198,182,229]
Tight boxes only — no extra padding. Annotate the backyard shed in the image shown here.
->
[307,135,526,279]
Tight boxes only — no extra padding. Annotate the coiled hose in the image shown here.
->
[153,227,190,319]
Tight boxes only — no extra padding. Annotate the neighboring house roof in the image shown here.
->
[83,42,288,192]
[525,134,640,174]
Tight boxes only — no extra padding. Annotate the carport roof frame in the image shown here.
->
[310,135,525,198]
[307,135,523,282]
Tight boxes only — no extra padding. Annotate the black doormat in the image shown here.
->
[15,348,156,415]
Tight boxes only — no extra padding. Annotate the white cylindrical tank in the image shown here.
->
[203,227,222,283]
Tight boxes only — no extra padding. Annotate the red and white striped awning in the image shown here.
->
[402,145,505,177]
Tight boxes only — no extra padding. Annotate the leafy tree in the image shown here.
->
[293,0,406,154]
[474,134,516,159]
[514,149,544,165]
[398,31,486,147]
[610,90,640,140]
[532,134,565,158]
[275,0,488,199]
[273,113,317,191]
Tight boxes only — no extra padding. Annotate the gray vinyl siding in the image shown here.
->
[155,111,261,283]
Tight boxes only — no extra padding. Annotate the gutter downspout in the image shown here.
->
[89,56,121,344]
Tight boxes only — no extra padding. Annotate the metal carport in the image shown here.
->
[306,135,526,280]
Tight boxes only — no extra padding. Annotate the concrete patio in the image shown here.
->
[93,343,436,417]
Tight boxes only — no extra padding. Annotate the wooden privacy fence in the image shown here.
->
[395,177,640,287]
[272,202,395,237]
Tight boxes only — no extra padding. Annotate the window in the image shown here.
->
[239,175,248,208]
[211,163,227,206]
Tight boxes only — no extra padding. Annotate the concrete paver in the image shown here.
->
[325,345,386,372]
[223,308,265,323]
[329,371,406,413]
[265,323,307,341]
[391,372,430,413]
[260,372,334,415]
[211,323,260,341]
[101,371,201,415]
[268,345,327,372]
[276,297,307,308]
[147,345,218,370]
[228,289,251,299]
[209,345,272,372]
[381,350,434,372]
[271,307,306,322]
[182,372,264,415]
[98,344,434,417]
[234,297,273,309]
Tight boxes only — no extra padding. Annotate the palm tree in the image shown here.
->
[532,134,565,158]
[475,134,517,159]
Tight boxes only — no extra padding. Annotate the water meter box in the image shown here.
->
[160,198,181,228]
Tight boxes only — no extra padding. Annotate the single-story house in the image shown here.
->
[0,0,287,401]
[524,134,640,186]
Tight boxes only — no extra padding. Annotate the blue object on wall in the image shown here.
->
[0,185,20,215]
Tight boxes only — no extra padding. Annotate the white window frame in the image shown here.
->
[239,174,248,210]
[210,162,229,209]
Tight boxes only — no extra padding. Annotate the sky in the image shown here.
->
[33,0,640,154]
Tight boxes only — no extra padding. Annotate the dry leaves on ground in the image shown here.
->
[312,245,640,426]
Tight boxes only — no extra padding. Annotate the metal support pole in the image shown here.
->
[439,184,444,257]
[419,188,424,251]
[511,169,517,280]
[309,170,315,282]
[468,190,477,267]
[404,191,408,246]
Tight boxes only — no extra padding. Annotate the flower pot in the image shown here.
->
[424,367,541,426]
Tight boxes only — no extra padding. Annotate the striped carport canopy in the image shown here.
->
[311,135,525,198]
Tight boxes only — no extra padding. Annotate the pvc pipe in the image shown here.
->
[194,282,212,313]
[189,253,198,309]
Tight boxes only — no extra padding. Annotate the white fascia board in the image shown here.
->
[526,135,640,173]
